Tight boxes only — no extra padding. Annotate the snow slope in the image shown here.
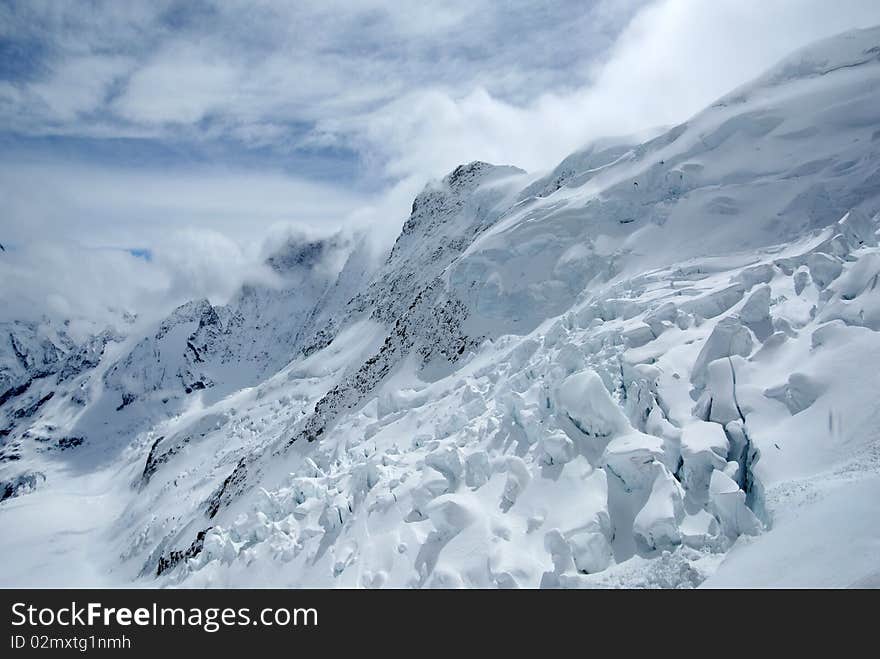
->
[2,27,880,588]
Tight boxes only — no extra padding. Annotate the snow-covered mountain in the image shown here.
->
[2,27,880,588]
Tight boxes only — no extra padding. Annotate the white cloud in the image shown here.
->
[113,42,242,125]
[6,0,878,168]
[0,160,368,245]
[321,0,880,184]
[0,159,373,325]
[2,0,880,329]
[1,1,642,141]
[0,242,168,327]
[28,54,133,122]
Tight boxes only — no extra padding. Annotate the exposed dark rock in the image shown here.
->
[0,380,31,408]
[12,391,54,419]
[1,471,45,502]
[140,436,188,486]
[155,527,211,576]
[205,458,252,518]
[55,437,84,450]
[116,392,136,411]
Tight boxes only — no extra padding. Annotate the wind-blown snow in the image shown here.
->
[2,27,880,588]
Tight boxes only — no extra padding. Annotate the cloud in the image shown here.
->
[4,0,878,176]
[113,42,242,126]
[0,158,368,245]
[28,54,133,122]
[0,241,168,328]
[319,0,880,183]
[2,0,880,329]
[0,1,643,143]
[0,157,373,326]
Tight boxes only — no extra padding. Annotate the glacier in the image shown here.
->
[1,27,880,588]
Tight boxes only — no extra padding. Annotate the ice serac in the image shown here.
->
[448,29,880,339]
[2,27,880,588]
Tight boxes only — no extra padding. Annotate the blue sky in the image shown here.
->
[1,0,879,324]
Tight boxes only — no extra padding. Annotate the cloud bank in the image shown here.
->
[2,0,879,327]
